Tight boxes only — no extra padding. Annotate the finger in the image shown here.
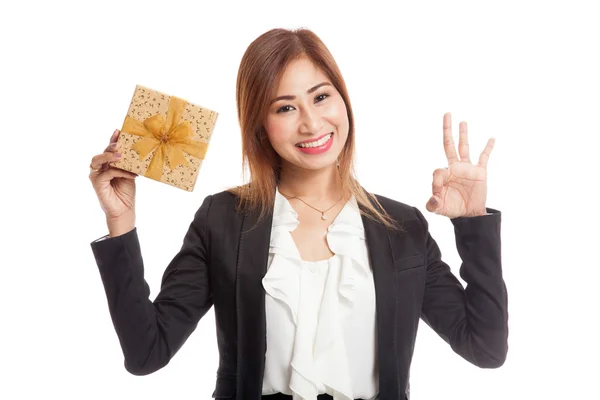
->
[110,129,120,144]
[443,112,459,165]
[90,151,122,170]
[478,137,495,168]
[431,168,447,197]
[101,136,123,169]
[91,129,122,172]
[103,141,120,153]
[458,121,471,162]
[94,167,138,183]
[426,168,447,213]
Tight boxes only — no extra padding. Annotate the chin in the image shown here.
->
[293,156,338,171]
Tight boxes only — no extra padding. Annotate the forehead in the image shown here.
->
[275,57,329,94]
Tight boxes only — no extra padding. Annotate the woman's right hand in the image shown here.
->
[89,129,138,226]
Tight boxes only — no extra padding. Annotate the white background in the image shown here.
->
[2,0,598,399]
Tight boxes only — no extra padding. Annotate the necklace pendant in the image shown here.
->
[321,213,327,220]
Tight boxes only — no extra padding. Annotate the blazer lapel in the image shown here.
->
[236,203,273,399]
[359,199,400,400]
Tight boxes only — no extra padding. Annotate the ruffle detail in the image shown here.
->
[326,201,370,312]
[261,188,370,400]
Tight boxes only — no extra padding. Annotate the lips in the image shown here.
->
[295,132,333,147]
[295,132,334,155]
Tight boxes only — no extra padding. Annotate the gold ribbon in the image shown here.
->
[121,96,208,181]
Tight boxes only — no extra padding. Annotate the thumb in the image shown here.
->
[426,168,447,213]
[426,195,441,213]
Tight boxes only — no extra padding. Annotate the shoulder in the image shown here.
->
[189,189,244,236]
[193,188,240,219]
[209,188,240,208]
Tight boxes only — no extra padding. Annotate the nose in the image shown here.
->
[299,106,323,135]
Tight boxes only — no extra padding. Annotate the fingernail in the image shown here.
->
[115,153,122,158]
[430,197,438,206]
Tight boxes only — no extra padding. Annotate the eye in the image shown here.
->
[315,92,330,102]
[275,92,331,114]
[276,105,294,114]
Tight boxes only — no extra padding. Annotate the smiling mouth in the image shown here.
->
[295,133,333,148]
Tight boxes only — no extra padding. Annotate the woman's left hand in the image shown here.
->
[426,112,495,219]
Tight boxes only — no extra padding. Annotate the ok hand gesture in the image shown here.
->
[426,113,495,218]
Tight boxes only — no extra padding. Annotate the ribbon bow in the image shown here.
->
[121,96,208,181]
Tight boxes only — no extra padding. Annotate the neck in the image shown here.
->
[278,162,343,202]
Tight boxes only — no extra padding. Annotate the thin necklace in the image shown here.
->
[279,190,344,220]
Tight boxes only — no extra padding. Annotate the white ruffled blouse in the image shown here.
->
[261,188,379,400]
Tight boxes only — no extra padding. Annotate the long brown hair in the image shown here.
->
[227,28,404,232]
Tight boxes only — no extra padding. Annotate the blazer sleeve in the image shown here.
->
[414,206,508,368]
[90,195,214,375]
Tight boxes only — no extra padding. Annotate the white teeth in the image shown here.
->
[297,133,332,148]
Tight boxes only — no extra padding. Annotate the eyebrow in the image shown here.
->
[269,82,332,105]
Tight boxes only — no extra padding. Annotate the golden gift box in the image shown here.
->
[109,84,218,192]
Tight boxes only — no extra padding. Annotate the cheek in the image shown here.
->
[324,98,349,126]
[265,117,293,148]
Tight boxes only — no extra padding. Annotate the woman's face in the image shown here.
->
[264,57,349,172]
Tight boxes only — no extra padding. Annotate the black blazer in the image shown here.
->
[90,189,508,400]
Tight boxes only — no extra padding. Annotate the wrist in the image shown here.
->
[106,212,136,237]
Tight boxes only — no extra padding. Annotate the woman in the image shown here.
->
[89,28,507,400]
